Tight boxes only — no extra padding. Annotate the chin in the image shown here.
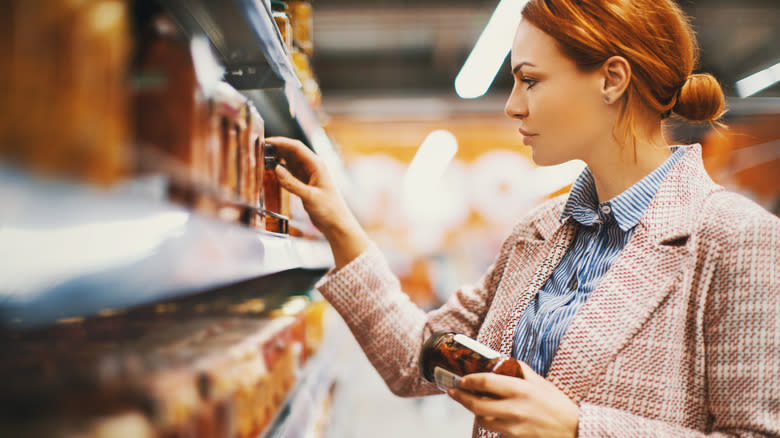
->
[530,144,575,167]
[530,148,558,167]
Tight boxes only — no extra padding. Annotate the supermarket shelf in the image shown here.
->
[158,0,299,90]
[260,311,346,438]
[157,0,345,183]
[0,167,334,329]
[157,0,310,141]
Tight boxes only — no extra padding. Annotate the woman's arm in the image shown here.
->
[267,136,370,269]
[266,136,516,397]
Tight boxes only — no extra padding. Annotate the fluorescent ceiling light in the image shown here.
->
[403,130,458,195]
[402,130,460,235]
[736,61,780,97]
[455,0,528,99]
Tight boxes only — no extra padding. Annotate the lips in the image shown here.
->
[518,128,537,137]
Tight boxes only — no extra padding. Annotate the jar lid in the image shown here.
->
[270,0,288,11]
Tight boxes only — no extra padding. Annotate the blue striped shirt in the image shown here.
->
[511,147,687,376]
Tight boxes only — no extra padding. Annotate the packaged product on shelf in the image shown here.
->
[263,143,289,234]
[134,16,194,176]
[291,49,323,109]
[0,0,129,184]
[248,103,267,229]
[288,0,314,56]
[302,299,330,358]
[0,304,315,438]
[192,95,223,215]
[239,102,256,208]
[0,411,155,438]
[214,81,248,223]
[271,0,294,55]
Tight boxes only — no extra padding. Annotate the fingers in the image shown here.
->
[458,372,527,399]
[517,361,538,380]
[448,388,525,424]
[275,164,312,201]
[475,416,513,435]
[265,136,321,175]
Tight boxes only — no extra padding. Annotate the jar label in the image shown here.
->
[434,366,461,392]
[453,334,501,359]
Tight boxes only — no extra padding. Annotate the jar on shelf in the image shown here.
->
[291,48,322,109]
[1,0,130,184]
[271,0,293,54]
[134,16,203,183]
[263,143,289,234]
[248,103,266,229]
[287,0,313,56]
[214,82,247,223]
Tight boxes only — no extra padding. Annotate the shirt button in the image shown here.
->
[600,204,612,215]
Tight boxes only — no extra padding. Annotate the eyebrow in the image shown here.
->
[512,62,536,75]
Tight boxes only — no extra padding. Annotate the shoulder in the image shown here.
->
[696,190,780,290]
[700,189,780,249]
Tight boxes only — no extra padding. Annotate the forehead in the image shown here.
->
[510,20,565,69]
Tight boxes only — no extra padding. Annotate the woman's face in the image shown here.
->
[505,21,613,166]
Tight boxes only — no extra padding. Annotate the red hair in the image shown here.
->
[522,0,726,140]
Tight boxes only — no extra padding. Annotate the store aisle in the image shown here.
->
[326,323,474,438]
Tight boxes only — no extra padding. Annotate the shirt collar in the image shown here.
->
[561,146,687,231]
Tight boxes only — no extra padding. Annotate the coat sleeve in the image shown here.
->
[314,229,519,397]
[702,195,780,436]
[578,194,780,437]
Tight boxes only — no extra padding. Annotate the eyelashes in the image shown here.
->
[520,77,538,89]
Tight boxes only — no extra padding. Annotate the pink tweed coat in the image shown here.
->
[316,145,780,437]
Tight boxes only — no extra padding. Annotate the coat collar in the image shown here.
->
[528,144,719,245]
[638,144,720,245]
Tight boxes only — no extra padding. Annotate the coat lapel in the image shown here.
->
[496,220,577,357]
[545,224,694,403]
[545,145,719,403]
[476,197,576,353]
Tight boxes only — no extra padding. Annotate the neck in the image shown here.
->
[587,125,671,203]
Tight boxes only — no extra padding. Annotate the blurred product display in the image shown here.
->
[0,295,339,438]
[0,0,130,184]
[271,0,294,55]
[288,1,314,57]
[0,0,339,437]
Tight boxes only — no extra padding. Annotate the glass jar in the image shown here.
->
[263,143,289,234]
[287,0,313,56]
[419,332,524,393]
[271,0,293,54]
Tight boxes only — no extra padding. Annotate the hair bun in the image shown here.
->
[674,73,726,123]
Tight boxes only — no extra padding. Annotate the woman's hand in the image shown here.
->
[265,136,369,269]
[448,362,579,438]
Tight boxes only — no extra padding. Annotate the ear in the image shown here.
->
[601,56,631,103]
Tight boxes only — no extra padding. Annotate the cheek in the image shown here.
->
[529,86,602,165]
[539,87,600,139]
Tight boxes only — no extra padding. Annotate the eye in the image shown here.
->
[520,77,538,89]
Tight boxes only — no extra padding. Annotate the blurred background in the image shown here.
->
[0,1,778,437]
[313,0,780,307]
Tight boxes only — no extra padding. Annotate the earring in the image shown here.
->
[604,96,610,103]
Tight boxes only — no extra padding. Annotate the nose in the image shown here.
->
[504,82,528,120]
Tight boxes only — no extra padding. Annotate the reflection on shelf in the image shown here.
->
[0,167,333,329]
[158,0,299,90]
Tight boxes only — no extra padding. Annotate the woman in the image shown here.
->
[268,0,780,436]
